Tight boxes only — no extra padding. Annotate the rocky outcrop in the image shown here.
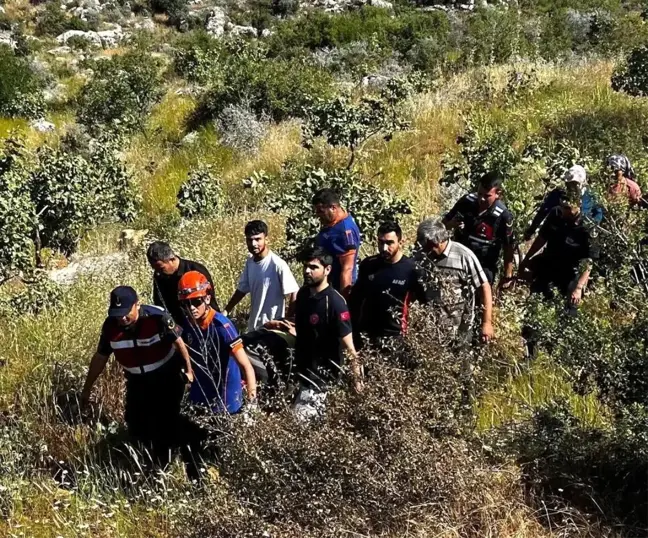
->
[55,26,126,49]
[0,29,16,49]
[30,119,56,133]
[56,30,103,47]
[205,7,226,37]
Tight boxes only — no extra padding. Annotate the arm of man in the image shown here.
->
[224,289,247,316]
[279,259,300,319]
[173,338,194,383]
[442,198,465,230]
[339,251,356,298]
[224,261,250,316]
[232,346,257,401]
[81,352,110,405]
[519,235,547,276]
[570,261,592,306]
[524,190,558,240]
[341,333,363,393]
[479,282,494,343]
[498,211,516,291]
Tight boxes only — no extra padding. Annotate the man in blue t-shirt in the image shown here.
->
[312,188,361,298]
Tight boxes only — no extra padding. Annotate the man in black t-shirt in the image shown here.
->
[350,221,424,344]
[292,246,362,420]
[147,241,219,325]
[443,172,515,288]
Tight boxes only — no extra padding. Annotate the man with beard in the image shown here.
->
[349,221,425,346]
[291,246,362,420]
[147,241,219,325]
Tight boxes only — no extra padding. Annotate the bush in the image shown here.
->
[612,44,648,97]
[216,103,268,155]
[77,50,164,133]
[0,45,45,118]
[34,2,91,37]
[148,0,187,26]
[176,166,223,219]
[264,165,411,255]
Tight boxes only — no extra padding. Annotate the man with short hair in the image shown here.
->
[443,172,515,287]
[224,220,299,332]
[291,246,362,420]
[524,165,603,241]
[80,286,195,466]
[147,241,219,325]
[313,188,361,298]
[350,221,424,342]
[414,218,494,344]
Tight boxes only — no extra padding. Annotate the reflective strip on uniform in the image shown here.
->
[468,234,493,244]
[121,347,175,374]
[136,334,162,347]
[111,340,135,349]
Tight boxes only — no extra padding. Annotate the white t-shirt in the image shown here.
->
[237,251,300,331]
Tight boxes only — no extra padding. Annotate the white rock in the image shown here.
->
[260,28,272,38]
[47,45,72,55]
[369,0,392,9]
[48,252,128,286]
[30,119,56,133]
[56,30,102,46]
[205,7,226,38]
[227,23,256,37]
[181,131,199,145]
[134,18,155,31]
[97,29,124,48]
[119,229,149,251]
[0,30,16,49]
[0,5,5,13]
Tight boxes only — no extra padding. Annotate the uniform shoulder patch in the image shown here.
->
[340,311,351,322]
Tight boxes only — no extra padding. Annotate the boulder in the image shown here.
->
[369,0,392,9]
[261,28,272,38]
[119,229,149,251]
[97,28,124,48]
[0,30,15,49]
[30,119,56,133]
[227,23,257,37]
[56,30,102,47]
[47,45,72,55]
[181,131,199,145]
[205,7,226,38]
[134,18,156,31]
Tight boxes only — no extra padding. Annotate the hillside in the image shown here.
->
[1,0,648,536]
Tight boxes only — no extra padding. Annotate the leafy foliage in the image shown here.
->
[0,45,45,119]
[77,50,164,134]
[611,44,648,97]
[176,166,223,219]
[263,165,411,255]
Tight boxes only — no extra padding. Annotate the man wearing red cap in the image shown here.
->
[81,286,194,464]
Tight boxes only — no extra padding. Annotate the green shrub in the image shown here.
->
[612,44,648,97]
[0,45,45,119]
[34,2,91,37]
[176,166,223,219]
[149,0,187,26]
[77,50,164,133]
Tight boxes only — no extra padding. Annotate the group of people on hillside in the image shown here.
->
[79,153,643,477]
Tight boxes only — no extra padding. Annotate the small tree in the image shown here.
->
[612,45,648,97]
[0,45,45,119]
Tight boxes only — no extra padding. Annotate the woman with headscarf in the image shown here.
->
[607,154,643,206]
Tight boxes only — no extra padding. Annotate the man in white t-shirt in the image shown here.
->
[224,220,300,332]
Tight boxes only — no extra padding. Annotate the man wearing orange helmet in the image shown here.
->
[178,271,257,413]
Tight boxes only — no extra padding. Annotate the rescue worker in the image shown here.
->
[147,241,219,325]
[178,271,257,414]
[519,192,598,312]
[607,154,643,206]
[313,188,362,298]
[80,286,195,466]
[524,165,603,241]
[443,172,515,288]
[349,221,425,345]
[413,218,494,345]
[291,246,362,420]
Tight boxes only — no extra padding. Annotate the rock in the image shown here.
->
[30,119,56,133]
[97,28,124,48]
[56,30,102,47]
[48,252,129,285]
[361,74,390,88]
[260,28,272,38]
[181,131,199,145]
[369,0,392,9]
[227,23,257,37]
[134,18,155,31]
[43,84,68,103]
[0,5,5,13]
[119,229,149,251]
[0,30,15,50]
[48,46,72,55]
[205,7,226,38]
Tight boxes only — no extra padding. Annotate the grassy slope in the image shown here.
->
[0,59,643,537]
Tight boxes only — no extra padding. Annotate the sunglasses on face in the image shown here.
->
[180,297,205,308]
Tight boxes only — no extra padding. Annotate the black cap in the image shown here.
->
[108,286,138,317]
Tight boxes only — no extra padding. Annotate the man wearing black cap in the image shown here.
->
[81,286,195,465]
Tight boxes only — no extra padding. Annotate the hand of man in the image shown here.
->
[570,286,583,306]
[481,321,494,343]
[498,276,515,293]
[183,368,194,385]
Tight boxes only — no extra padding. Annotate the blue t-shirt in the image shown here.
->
[316,213,361,291]
[181,311,244,414]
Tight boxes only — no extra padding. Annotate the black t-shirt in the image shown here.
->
[152,258,219,324]
[294,284,353,388]
[350,254,424,337]
[444,194,514,275]
[539,207,599,273]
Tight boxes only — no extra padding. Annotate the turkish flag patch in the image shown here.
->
[340,311,350,322]
[310,314,319,325]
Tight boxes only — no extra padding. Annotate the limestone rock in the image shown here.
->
[369,0,393,9]
[0,30,16,49]
[97,28,124,48]
[48,45,72,55]
[227,23,257,37]
[205,7,226,38]
[134,18,156,31]
[56,30,102,47]
[30,119,56,133]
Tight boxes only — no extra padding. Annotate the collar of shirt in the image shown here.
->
[440,240,453,258]
[325,210,349,229]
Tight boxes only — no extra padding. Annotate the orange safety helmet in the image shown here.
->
[178,271,212,300]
